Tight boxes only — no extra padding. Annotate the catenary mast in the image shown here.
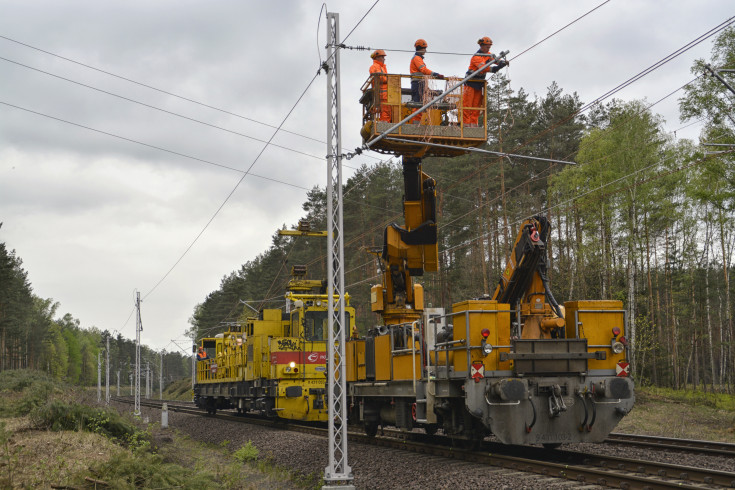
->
[323,11,353,488]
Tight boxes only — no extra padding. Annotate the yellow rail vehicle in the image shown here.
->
[346,216,633,447]
[351,54,634,447]
[194,271,356,422]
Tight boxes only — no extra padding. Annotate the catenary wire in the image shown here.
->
[0,33,389,166]
[444,14,733,193]
[143,1,383,302]
[511,0,612,61]
[0,56,328,161]
[437,75,705,233]
[0,99,406,219]
[443,148,733,257]
[203,20,732,318]
[0,100,312,190]
[0,34,326,146]
[226,13,735,320]
[341,0,612,60]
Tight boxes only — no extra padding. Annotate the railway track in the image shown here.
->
[112,397,735,488]
[606,432,735,458]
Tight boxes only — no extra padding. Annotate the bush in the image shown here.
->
[30,401,143,445]
[0,369,52,392]
[233,441,259,463]
[0,370,58,417]
[81,451,220,489]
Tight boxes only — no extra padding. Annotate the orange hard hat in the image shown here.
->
[478,36,493,46]
[370,49,387,59]
[414,38,428,49]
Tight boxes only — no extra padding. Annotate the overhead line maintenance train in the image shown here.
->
[193,51,634,448]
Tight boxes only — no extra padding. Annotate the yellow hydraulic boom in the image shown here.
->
[492,215,565,338]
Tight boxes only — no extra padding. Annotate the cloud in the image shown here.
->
[0,0,728,349]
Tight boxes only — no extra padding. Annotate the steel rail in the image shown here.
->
[113,397,735,488]
[607,432,735,458]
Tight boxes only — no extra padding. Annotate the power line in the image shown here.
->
[144,2,383,301]
[0,98,403,256]
[0,34,326,146]
[0,56,327,161]
[341,0,612,60]
[444,148,733,257]
[0,100,312,190]
[0,33,387,166]
[578,16,735,113]
[444,17,733,194]
[512,0,612,61]
[141,73,321,300]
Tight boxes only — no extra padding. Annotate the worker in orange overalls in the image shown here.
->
[197,346,209,379]
[410,39,443,123]
[369,49,391,122]
[462,36,508,126]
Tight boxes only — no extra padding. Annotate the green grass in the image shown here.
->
[78,450,221,489]
[637,385,735,410]
[0,369,59,417]
[0,370,310,488]
[615,385,735,441]
[162,378,195,401]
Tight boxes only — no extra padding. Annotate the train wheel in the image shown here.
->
[542,443,561,450]
[364,423,378,437]
[424,424,439,436]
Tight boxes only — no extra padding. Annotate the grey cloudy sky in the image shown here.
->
[1,1,732,351]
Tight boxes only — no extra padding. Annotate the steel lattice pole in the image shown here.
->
[105,335,110,403]
[134,291,142,416]
[323,11,353,487]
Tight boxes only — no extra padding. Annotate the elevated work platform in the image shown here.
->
[360,73,488,158]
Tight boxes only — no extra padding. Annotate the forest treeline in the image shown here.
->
[189,28,735,391]
[0,242,191,386]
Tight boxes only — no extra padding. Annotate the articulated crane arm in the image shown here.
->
[492,215,565,339]
[371,157,438,326]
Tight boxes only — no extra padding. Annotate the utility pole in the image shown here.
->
[134,291,142,416]
[97,352,101,403]
[105,335,110,403]
[159,352,163,400]
[191,343,196,389]
[146,361,150,399]
[323,11,353,488]
[116,370,120,396]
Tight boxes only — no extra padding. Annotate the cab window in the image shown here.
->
[291,312,300,338]
[304,310,352,341]
[304,310,327,341]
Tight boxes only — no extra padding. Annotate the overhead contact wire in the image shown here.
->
[0,34,326,145]
[143,1,383,300]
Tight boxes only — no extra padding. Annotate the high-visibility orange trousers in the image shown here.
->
[462,85,484,126]
[378,94,391,122]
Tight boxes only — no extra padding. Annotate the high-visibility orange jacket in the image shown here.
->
[466,50,496,89]
[369,59,388,98]
[410,54,434,76]
[370,60,391,122]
